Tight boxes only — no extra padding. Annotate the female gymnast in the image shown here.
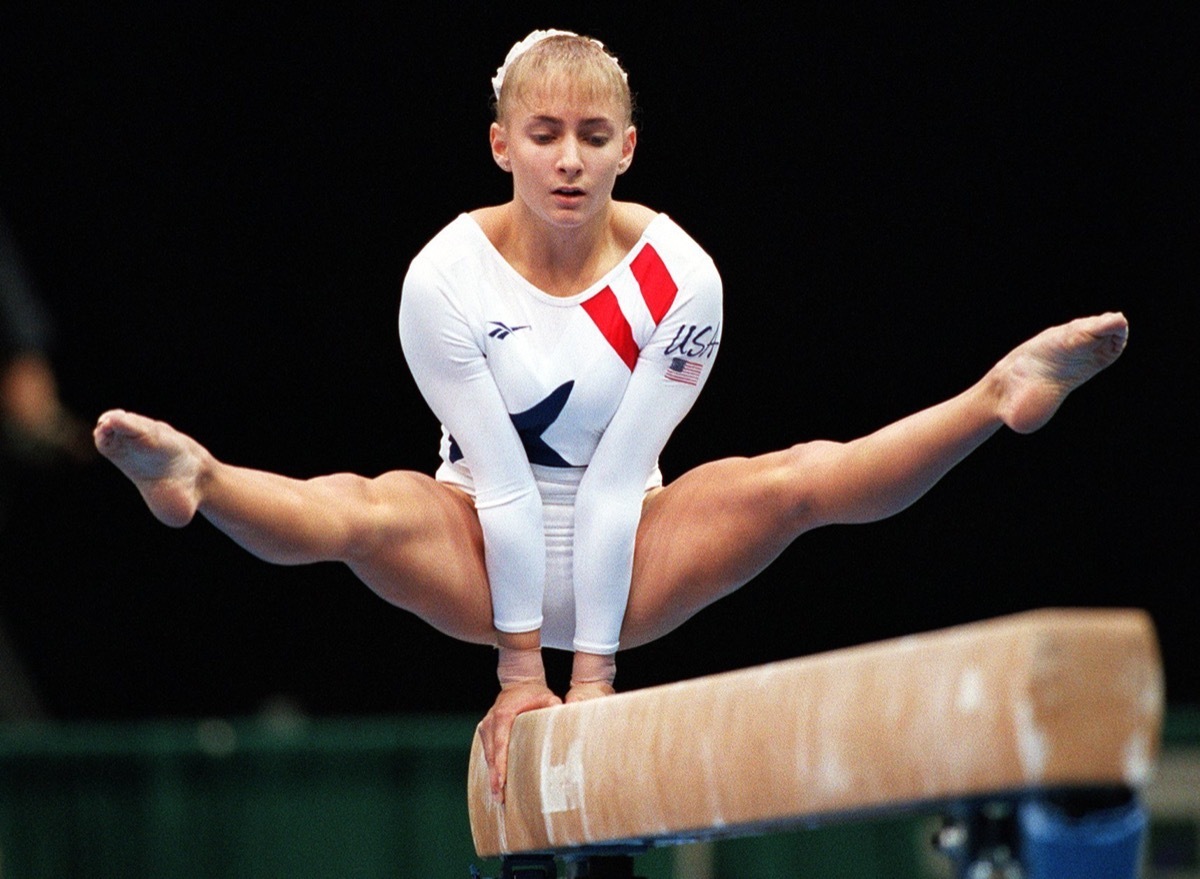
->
[93,30,1129,801]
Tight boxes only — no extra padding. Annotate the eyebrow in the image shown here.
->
[526,115,616,128]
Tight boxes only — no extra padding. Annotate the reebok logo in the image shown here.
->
[487,321,531,340]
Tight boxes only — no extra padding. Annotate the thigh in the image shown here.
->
[621,449,818,649]
[345,470,496,646]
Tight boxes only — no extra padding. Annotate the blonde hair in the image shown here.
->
[492,32,634,126]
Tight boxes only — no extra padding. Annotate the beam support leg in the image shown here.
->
[934,787,1147,879]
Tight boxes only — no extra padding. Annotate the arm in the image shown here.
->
[400,258,561,800]
[571,258,724,656]
[397,258,546,637]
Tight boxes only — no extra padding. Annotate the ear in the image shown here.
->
[616,125,637,175]
[490,122,512,173]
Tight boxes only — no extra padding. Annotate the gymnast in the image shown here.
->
[93,30,1129,802]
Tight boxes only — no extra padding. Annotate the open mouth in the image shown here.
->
[553,187,585,199]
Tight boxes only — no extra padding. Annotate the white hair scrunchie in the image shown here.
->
[491,28,627,100]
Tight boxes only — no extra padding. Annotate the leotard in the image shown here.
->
[399,212,722,652]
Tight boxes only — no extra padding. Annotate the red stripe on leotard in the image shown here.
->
[582,244,678,371]
[582,287,639,371]
[630,244,677,323]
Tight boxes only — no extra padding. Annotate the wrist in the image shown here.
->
[497,644,546,689]
[571,651,616,688]
[496,628,541,651]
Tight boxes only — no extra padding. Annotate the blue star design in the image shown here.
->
[447,381,574,467]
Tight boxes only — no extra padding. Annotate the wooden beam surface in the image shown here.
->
[468,608,1164,857]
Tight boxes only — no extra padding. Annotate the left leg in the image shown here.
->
[619,312,1128,648]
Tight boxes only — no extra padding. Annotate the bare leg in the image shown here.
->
[93,409,497,643]
[621,312,1129,647]
[95,408,564,802]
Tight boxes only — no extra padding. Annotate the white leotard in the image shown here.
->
[398,212,722,653]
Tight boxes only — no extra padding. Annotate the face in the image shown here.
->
[490,84,636,229]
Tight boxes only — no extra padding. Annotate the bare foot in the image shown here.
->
[993,312,1129,434]
[93,410,209,526]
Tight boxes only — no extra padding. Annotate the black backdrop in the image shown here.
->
[1,5,1194,720]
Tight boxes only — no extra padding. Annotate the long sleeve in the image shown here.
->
[398,257,546,634]
[571,257,723,654]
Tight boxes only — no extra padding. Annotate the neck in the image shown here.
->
[502,200,622,297]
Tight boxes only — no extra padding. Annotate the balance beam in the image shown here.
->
[467,608,1163,859]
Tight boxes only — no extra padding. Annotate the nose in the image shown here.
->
[556,137,583,177]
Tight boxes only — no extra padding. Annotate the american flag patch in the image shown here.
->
[665,357,703,386]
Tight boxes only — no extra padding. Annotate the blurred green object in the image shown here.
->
[0,715,483,879]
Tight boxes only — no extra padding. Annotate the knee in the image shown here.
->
[308,471,416,560]
[759,440,848,532]
[355,470,472,555]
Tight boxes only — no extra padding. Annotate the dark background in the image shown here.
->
[1,5,1194,721]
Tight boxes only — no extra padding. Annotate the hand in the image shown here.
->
[479,680,562,803]
[565,681,616,703]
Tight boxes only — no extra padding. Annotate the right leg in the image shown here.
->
[93,409,497,644]
[620,312,1130,647]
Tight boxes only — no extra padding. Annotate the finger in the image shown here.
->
[480,717,495,769]
[491,720,511,802]
[479,711,507,802]
[491,755,506,803]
